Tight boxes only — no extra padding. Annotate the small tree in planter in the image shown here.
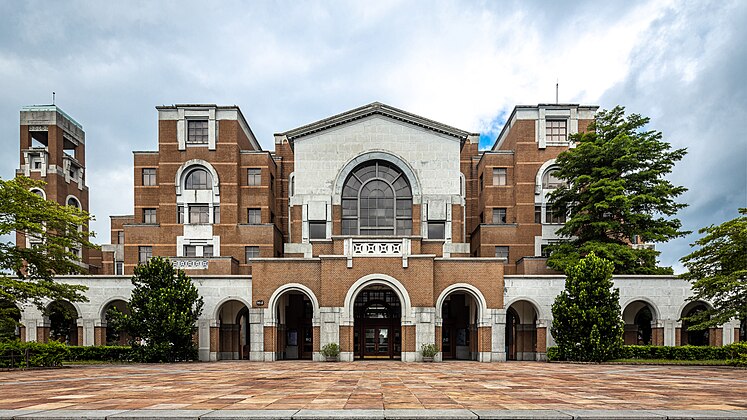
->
[321,343,340,362]
[420,343,438,362]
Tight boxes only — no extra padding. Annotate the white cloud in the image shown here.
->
[0,0,743,275]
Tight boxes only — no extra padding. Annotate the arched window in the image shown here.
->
[542,168,564,189]
[185,168,212,190]
[341,160,412,236]
[67,197,80,209]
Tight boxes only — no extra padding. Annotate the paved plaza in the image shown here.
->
[0,361,745,418]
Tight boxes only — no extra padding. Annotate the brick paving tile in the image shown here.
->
[0,361,746,411]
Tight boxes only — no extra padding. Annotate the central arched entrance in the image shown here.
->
[276,292,314,360]
[354,285,402,360]
[440,293,479,360]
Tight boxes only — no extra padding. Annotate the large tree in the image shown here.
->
[680,209,747,330]
[547,106,688,274]
[551,252,624,362]
[109,257,204,362]
[0,176,94,334]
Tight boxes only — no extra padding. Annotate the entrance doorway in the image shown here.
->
[217,300,249,360]
[277,292,313,360]
[441,293,478,360]
[506,300,538,361]
[354,286,401,359]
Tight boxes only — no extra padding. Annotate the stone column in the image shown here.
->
[197,318,213,361]
[722,320,740,345]
[318,307,341,362]
[664,320,678,346]
[490,308,507,362]
[80,319,96,347]
[248,308,265,361]
[412,307,435,362]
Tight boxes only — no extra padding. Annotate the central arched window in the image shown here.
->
[542,168,564,189]
[185,168,211,190]
[341,160,412,236]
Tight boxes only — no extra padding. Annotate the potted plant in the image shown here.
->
[321,343,340,362]
[420,343,438,362]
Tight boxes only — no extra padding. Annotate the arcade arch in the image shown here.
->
[216,299,250,360]
[505,300,540,361]
[622,300,660,345]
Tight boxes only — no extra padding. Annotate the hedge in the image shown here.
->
[547,343,747,366]
[0,341,69,368]
[66,346,134,362]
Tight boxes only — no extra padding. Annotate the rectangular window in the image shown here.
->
[142,168,156,186]
[117,231,124,244]
[546,119,567,143]
[309,221,326,240]
[115,261,123,275]
[143,208,157,224]
[202,245,214,258]
[493,168,507,186]
[213,206,220,224]
[187,120,209,144]
[495,246,509,260]
[138,246,152,263]
[493,208,507,224]
[177,205,184,224]
[247,168,261,186]
[189,205,210,224]
[184,245,197,257]
[541,244,553,257]
[247,208,261,224]
[535,205,542,224]
[428,222,445,240]
[479,174,484,190]
[245,246,260,262]
[545,203,567,224]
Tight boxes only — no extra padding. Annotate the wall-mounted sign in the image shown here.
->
[255,300,265,306]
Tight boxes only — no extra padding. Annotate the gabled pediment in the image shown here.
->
[279,102,474,144]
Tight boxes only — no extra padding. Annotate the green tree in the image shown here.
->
[547,106,688,274]
[551,252,624,362]
[680,209,747,330]
[109,257,204,362]
[0,176,94,337]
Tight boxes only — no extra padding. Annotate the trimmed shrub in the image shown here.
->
[66,346,133,362]
[0,341,69,368]
[548,343,746,364]
[321,343,340,358]
[725,342,747,367]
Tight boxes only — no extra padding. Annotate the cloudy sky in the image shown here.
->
[0,0,745,272]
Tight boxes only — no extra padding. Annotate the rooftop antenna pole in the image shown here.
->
[52,92,55,105]
[555,80,558,104]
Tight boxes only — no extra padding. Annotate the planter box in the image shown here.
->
[422,356,434,362]
[325,356,338,362]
